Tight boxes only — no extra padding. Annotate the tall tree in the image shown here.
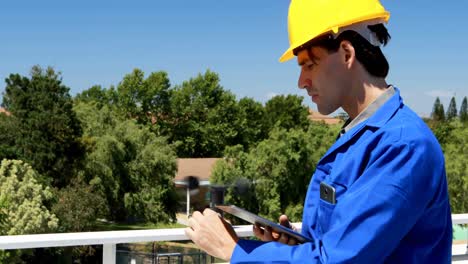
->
[446,96,457,120]
[115,69,171,125]
[460,96,468,123]
[74,102,178,223]
[431,97,445,121]
[264,94,310,132]
[442,122,468,213]
[234,97,268,150]
[74,85,115,108]
[0,159,58,236]
[167,70,239,157]
[0,159,59,263]
[0,114,19,160]
[2,66,84,187]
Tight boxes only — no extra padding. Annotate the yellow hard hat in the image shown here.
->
[279,0,390,62]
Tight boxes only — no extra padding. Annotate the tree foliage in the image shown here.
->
[431,97,445,122]
[440,121,468,213]
[212,122,339,222]
[0,114,19,160]
[446,97,457,120]
[51,179,108,232]
[460,96,468,123]
[233,97,268,151]
[167,70,239,157]
[115,69,171,124]
[2,66,83,187]
[0,159,58,235]
[74,102,178,223]
[264,94,310,132]
[74,85,116,108]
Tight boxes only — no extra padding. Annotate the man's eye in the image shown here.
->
[305,63,315,70]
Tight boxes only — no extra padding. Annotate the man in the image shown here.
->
[185,0,453,263]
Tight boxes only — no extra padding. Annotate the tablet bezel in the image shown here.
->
[215,204,313,244]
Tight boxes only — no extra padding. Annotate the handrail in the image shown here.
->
[453,214,468,225]
[0,224,258,250]
[0,214,466,263]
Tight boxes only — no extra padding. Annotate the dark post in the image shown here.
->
[210,185,226,207]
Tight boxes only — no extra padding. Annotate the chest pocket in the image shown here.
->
[317,180,347,236]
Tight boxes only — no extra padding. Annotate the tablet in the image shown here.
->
[215,205,313,244]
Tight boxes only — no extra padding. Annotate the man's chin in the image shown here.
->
[316,107,334,116]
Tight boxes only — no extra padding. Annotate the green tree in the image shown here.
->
[2,66,84,187]
[0,159,58,236]
[115,69,171,124]
[74,85,115,108]
[0,113,19,160]
[212,122,339,222]
[0,159,60,263]
[460,96,468,123]
[446,96,457,120]
[0,193,7,229]
[442,121,468,213]
[74,102,178,223]
[431,97,445,121]
[264,94,310,132]
[51,179,108,232]
[167,70,239,157]
[234,97,268,150]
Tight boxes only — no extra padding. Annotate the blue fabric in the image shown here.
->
[231,88,452,263]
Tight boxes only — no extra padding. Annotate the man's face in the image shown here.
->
[297,46,349,115]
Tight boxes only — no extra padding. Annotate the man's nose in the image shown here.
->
[298,70,311,89]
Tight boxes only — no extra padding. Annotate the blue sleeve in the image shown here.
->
[230,139,442,263]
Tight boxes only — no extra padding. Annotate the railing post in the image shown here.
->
[103,243,116,264]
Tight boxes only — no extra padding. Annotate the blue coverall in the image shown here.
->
[231,88,452,263]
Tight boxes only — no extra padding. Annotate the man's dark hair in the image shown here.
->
[293,24,391,78]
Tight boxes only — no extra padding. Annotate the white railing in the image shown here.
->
[0,215,467,264]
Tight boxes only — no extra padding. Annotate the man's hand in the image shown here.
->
[185,208,239,261]
[252,214,298,245]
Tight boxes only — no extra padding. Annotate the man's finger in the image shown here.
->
[263,226,274,241]
[278,232,289,244]
[184,227,196,241]
[271,230,280,240]
[203,208,217,216]
[191,210,203,220]
[253,224,264,240]
[187,216,200,230]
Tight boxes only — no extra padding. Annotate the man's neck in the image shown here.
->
[342,76,388,119]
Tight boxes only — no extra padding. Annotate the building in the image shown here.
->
[308,109,343,125]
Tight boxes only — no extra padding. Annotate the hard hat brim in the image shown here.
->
[279,48,295,63]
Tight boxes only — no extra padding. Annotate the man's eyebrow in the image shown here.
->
[298,53,320,66]
[298,59,307,66]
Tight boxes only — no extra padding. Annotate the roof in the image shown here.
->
[308,109,342,125]
[0,107,10,116]
[174,158,221,183]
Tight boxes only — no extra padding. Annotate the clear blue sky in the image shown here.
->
[1,0,467,117]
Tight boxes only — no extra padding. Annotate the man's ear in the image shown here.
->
[339,41,355,69]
